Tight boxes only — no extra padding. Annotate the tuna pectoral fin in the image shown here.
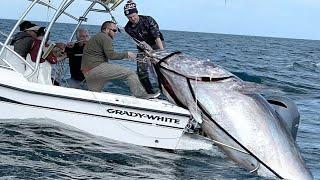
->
[266,95,300,141]
[187,104,203,124]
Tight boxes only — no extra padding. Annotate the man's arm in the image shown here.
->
[147,16,164,50]
[155,37,164,50]
[101,34,128,60]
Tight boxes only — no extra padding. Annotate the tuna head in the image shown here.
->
[148,50,313,179]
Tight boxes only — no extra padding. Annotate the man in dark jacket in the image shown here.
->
[124,0,164,94]
[65,28,90,82]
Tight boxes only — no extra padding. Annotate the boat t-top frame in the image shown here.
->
[0,0,124,79]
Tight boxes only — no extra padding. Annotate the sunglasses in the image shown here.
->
[108,28,117,33]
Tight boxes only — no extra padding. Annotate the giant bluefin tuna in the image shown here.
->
[145,50,313,179]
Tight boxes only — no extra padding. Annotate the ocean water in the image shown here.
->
[1,19,319,179]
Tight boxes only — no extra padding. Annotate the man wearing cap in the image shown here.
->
[124,0,164,94]
[10,21,39,59]
[81,21,158,99]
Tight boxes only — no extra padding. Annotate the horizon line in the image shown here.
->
[1,18,319,42]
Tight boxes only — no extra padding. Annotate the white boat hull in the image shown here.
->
[0,68,212,150]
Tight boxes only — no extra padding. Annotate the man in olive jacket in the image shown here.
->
[81,21,151,98]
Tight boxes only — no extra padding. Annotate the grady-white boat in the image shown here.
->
[0,0,301,151]
[0,0,213,150]
[2,1,312,179]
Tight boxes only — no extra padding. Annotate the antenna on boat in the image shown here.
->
[46,0,52,26]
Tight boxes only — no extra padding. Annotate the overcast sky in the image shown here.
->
[0,0,319,40]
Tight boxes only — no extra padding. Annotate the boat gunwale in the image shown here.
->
[0,95,185,130]
[0,81,190,118]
